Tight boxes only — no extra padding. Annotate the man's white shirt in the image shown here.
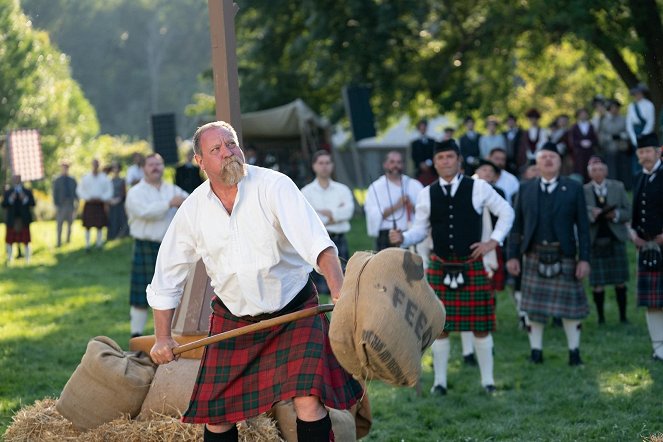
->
[364,175,423,236]
[125,179,189,242]
[301,179,354,234]
[76,172,112,202]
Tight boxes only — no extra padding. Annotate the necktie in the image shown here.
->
[444,184,452,195]
[543,182,550,193]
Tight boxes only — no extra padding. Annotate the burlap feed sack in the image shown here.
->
[329,248,446,387]
[129,334,207,360]
[138,358,200,418]
[56,336,156,430]
[271,400,356,442]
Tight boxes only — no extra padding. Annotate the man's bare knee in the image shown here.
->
[293,395,327,421]
[206,423,234,433]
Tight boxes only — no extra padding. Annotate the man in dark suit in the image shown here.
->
[459,116,481,176]
[411,119,437,186]
[175,149,204,194]
[630,132,663,362]
[2,175,36,264]
[507,142,591,366]
[583,156,631,324]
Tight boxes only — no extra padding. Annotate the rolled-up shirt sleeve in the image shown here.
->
[402,187,431,248]
[146,209,200,310]
[476,179,515,244]
[269,175,336,273]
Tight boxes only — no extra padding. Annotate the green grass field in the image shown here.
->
[1,218,662,441]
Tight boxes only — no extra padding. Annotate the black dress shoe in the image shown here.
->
[529,349,543,364]
[430,385,447,396]
[484,385,497,394]
[569,348,583,366]
[463,353,477,366]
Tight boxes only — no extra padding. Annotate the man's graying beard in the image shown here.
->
[221,156,245,185]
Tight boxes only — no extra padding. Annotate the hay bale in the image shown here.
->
[56,336,156,431]
[4,398,283,441]
[138,358,200,418]
[329,249,446,387]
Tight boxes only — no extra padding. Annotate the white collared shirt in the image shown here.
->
[401,175,514,247]
[495,169,519,204]
[643,159,661,178]
[125,179,189,242]
[76,172,113,202]
[364,175,424,236]
[126,164,144,186]
[626,98,655,146]
[147,165,336,316]
[540,176,559,193]
[301,178,354,234]
[578,121,591,136]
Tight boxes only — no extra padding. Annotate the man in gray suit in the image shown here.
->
[584,156,631,324]
[52,161,78,247]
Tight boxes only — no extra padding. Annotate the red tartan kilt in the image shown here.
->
[82,201,107,228]
[491,246,506,291]
[5,227,31,244]
[182,291,363,425]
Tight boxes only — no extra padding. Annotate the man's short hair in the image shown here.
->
[192,121,239,156]
[145,153,164,163]
[489,147,507,157]
[311,149,332,165]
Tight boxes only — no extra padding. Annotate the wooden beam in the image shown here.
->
[208,0,242,143]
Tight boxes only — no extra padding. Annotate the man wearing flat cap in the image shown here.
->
[630,132,663,362]
[507,142,591,366]
[583,156,631,324]
[390,139,514,395]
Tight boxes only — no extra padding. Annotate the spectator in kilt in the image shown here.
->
[301,150,354,294]
[2,175,35,264]
[630,132,663,362]
[52,161,78,247]
[148,121,362,442]
[389,139,514,395]
[364,151,423,251]
[76,159,112,251]
[125,153,187,338]
[583,156,631,324]
[506,142,591,366]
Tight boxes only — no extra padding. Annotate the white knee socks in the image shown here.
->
[646,310,663,359]
[130,306,148,336]
[96,229,103,247]
[431,338,450,388]
[528,321,544,350]
[85,230,91,248]
[473,334,495,387]
[562,319,581,350]
[24,244,31,264]
[6,244,12,263]
[461,331,474,356]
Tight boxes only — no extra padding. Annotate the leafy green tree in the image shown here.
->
[1,0,99,183]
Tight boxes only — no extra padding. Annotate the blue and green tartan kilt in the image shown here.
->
[427,255,495,332]
[636,255,663,308]
[129,239,160,307]
[182,287,363,425]
[589,240,629,286]
[521,253,589,323]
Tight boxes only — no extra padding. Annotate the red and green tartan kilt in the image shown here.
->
[427,255,495,332]
[5,227,30,244]
[182,290,363,425]
[521,253,589,323]
[491,246,506,292]
[82,201,107,228]
[589,240,629,286]
[636,256,663,308]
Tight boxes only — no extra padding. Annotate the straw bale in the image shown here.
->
[5,398,283,442]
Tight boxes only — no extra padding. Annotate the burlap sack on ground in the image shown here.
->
[271,400,356,442]
[56,336,156,430]
[329,248,446,387]
[138,358,200,418]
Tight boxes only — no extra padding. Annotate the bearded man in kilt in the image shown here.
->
[2,175,35,264]
[390,139,514,395]
[124,153,188,338]
[507,142,591,366]
[148,121,362,442]
[630,133,663,362]
[583,156,631,324]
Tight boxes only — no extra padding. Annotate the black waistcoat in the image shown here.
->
[430,178,481,258]
[632,166,663,240]
[533,185,558,245]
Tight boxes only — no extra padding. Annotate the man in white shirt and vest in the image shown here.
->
[124,153,188,338]
[76,159,112,251]
[301,150,354,293]
[148,121,362,442]
[390,139,514,395]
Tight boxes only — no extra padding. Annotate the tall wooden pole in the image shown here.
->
[207,0,242,143]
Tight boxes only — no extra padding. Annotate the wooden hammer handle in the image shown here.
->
[173,304,334,355]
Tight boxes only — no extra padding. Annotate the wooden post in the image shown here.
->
[171,0,242,335]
